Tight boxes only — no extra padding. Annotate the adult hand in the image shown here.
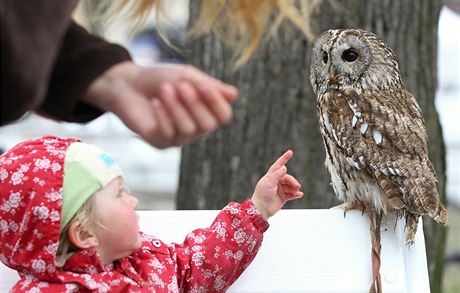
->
[251,150,304,220]
[83,62,238,148]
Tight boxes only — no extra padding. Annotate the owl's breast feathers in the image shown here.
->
[318,87,447,225]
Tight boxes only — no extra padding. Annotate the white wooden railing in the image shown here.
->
[0,209,430,292]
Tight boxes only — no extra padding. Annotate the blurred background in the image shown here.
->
[435,5,460,293]
[0,1,458,291]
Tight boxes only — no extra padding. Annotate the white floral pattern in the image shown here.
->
[0,168,8,181]
[31,259,46,273]
[34,158,50,170]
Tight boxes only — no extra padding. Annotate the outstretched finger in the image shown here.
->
[181,66,238,102]
[268,150,293,173]
[199,85,233,124]
[217,82,238,102]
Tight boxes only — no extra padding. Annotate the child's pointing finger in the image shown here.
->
[268,150,293,173]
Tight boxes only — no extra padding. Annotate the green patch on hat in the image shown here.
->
[62,143,122,230]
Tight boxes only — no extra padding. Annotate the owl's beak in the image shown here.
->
[329,65,335,78]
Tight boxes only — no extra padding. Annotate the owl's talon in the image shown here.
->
[337,201,366,217]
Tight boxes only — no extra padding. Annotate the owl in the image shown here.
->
[309,29,447,291]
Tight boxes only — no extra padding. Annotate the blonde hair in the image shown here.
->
[56,195,99,267]
[189,0,320,67]
[85,0,320,68]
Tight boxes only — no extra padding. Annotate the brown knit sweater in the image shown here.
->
[1,0,131,125]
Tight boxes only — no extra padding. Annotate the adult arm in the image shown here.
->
[39,21,131,123]
[1,0,129,124]
[1,0,76,124]
[1,1,239,148]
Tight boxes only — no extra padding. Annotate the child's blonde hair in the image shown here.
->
[56,195,100,267]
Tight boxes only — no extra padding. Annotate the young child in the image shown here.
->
[0,135,303,292]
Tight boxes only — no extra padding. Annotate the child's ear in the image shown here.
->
[68,221,98,249]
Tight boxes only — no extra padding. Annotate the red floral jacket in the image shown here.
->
[0,136,269,292]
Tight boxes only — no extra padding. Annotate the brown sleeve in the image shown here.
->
[39,21,131,123]
[0,0,131,125]
[1,0,76,125]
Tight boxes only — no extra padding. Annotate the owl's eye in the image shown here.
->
[322,51,328,64]
[342,49,358,62]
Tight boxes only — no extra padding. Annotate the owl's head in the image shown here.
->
[310,29,402,95]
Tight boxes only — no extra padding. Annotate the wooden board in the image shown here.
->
[0,209,429,292]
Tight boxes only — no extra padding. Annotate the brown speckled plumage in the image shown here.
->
[310,29,447,246]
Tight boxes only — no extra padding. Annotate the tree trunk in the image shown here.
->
[178,0,447,291]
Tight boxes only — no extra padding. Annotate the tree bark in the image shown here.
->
[178,0,447,291]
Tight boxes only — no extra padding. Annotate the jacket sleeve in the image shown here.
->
[39,21,131,123]
[172,199,269,292]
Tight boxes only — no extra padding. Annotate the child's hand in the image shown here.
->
[251,150,304,220]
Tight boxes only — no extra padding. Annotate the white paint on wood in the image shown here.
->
[0,209,429,292]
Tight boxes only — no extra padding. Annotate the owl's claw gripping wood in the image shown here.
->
[338,201,367,218]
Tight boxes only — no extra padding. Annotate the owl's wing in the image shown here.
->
[322,88,439,216]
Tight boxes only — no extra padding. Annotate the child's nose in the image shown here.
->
[130,195,139,209]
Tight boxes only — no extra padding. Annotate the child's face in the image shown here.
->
[92,177,142,264]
